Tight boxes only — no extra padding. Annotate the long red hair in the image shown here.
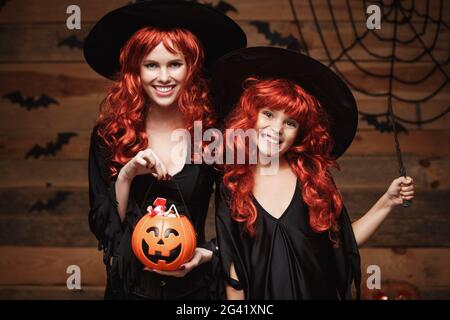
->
[223,77,343,240]
[95,27,215,177]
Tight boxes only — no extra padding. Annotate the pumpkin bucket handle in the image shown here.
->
[167,203,181,218]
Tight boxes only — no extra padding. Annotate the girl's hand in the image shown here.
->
[119,148,169,181]
[143,247,213,278]
[385,176,414,208]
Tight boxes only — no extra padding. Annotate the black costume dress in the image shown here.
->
[88,126,222,299]
[215,180,361,300]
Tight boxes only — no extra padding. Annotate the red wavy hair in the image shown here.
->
[223,77,343,241]
[95,27,215,177]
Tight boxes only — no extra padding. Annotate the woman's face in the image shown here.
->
[140,42,188,109]
[256,108,299,158]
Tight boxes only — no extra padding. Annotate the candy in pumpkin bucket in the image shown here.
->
[131,198,197,271]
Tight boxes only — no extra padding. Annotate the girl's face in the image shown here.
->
[140,42,188,109]
[256,108,299,158]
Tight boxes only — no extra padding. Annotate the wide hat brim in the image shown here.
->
[210,47,358,159]
[83,0,247,80]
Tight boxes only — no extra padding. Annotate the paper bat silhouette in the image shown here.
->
[3,91,59,110]
[29,191,73,212]
[249,21,303,51]
[361,114,408,134]
[58,35,84,49]
[25,132,78,159]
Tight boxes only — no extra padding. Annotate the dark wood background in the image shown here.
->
[0,0,448,299]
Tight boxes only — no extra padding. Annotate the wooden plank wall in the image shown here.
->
[0,0,449,299]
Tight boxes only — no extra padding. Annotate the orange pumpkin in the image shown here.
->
[131,199,196,271]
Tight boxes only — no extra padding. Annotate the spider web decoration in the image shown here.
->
[287,0,449,206]
[289,0,449,134]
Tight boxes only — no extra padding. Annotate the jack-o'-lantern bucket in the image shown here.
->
[131,198,196,271]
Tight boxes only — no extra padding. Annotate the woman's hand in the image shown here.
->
[385,176,415,208]
[143,247,213,278]
[119,148,169,181]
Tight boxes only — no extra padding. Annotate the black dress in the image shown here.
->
[88,126,223,299]
[215,180,361,300]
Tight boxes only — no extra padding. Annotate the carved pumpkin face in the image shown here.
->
[131,213,196,271]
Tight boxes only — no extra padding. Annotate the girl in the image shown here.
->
[212,47,415,300]
[85,1,246,299]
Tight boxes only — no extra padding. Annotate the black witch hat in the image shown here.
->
[84,0,247,80]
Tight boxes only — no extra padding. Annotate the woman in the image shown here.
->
[211,47,415,300]
[84,1,246,299]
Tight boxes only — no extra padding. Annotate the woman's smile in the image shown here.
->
[151,84,177,97]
